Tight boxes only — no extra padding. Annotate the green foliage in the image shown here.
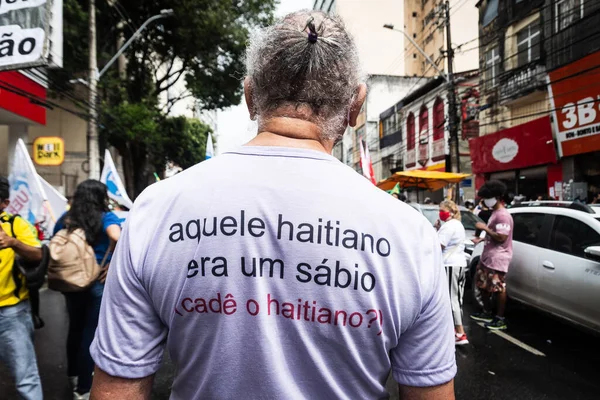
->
[157,117,213,170]
[59,0,276,196]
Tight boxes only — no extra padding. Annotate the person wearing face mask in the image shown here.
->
[437,200,468,345]
[470,180,514,331]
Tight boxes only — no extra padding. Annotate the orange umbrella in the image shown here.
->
[377,170,471,192]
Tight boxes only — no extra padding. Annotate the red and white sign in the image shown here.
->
[548,51,600,157]
[469,116,557,174]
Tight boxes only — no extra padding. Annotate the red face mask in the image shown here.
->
[439,210,452,222]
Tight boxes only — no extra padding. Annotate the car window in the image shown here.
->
[421,209,438,226]
[460,211,482,231]
[550,216,600,258]
[512,213,545,246]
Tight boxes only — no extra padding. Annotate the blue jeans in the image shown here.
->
[0,300,43,400]
[64,281,104,394]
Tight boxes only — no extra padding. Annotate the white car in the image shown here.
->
[469,202,600,334]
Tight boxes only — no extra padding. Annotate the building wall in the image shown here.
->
[404,0,479,77]
[336,75,423,181]
[317,0,406,76]
[0,97,89,195]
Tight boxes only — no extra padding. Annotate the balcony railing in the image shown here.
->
[499,63,546,103]
[406,149,416,168]
[380,130,402,149]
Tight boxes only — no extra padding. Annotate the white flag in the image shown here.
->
[7,139,47,225]
[38,174,67,235]
[100,149,134,210]
[205,134,214,160]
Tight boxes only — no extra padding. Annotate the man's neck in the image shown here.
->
[246,117,336,154]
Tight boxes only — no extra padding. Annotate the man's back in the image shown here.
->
[92,147,456,399]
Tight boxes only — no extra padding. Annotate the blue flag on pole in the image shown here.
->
[206,134,214,160]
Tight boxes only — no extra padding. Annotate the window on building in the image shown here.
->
[483,0,499,27]
[433,98,444,141]
[413,53,417,59]
[407,112,416,150]
[517,22,541,66]
[419,105,429,142]
[382,114,397,137]
[556,0,584,32]
[355,125,366,139]
[485,47,501,89]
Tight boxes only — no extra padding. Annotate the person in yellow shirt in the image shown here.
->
[0,176,43,399]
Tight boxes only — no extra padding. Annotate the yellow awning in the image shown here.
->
[377,170,471,192]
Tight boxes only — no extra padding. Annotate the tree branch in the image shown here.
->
[164,91,194,115]
[157,64,188,94]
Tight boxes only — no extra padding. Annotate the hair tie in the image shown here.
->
[304,16,319,44]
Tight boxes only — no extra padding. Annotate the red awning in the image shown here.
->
[0,71,46,125]
[469,116,557,174]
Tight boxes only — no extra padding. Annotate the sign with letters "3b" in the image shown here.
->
[549,51,600,157]
[33,136,64,166]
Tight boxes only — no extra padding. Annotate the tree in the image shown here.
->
[57,0,276,197]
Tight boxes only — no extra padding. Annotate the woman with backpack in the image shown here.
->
[52,180,121,400]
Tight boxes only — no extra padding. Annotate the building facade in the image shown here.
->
[404,0,480,77]
[379,71,479,201]
[314,0,406,76]
[335,75,423,182]
[472,0,600,202]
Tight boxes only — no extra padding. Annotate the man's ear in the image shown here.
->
[244,77,257,121]
[348,84,367,127]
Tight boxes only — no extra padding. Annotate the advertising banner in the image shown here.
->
[548,51,600,157]
[469,116,557,174]
[0,0,52,71]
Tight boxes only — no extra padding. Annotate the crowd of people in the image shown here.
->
[0,10,520,400]
[1,177,122,399]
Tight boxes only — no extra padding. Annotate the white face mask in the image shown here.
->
[483,198,498,208]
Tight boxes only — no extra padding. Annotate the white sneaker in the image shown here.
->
[73,391,90,400]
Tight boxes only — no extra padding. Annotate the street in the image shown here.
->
[1,289,599,399]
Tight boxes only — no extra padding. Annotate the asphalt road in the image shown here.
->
[1,289,599,399]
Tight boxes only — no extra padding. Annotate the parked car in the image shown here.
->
[469,202,600,334]
[409,203,483,261]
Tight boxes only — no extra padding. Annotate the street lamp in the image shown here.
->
[383,23,448,82]
[98,9,174,79]
[87,8,175,180]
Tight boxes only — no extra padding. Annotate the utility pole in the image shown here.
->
[444,0,461,202]
[88,0,100,179]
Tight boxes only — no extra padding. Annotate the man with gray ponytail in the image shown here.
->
[90,11,456,400]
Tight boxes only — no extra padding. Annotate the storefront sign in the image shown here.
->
[548,51,600,157]
[469,116,557,174]
[492,138,519,163]
[0,0,51,71]
[33,136,64,166]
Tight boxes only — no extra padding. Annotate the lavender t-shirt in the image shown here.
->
[480,207,514,273]
[90,146,456,399]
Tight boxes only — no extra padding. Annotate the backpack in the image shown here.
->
[47,228,108,292]
[0,214,49,294]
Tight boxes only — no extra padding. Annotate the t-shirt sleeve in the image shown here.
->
[103,211,121,231]
[14,217,41,248]
[494,212,513,236]
[90,220,167,378]
[390,231,457,387]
